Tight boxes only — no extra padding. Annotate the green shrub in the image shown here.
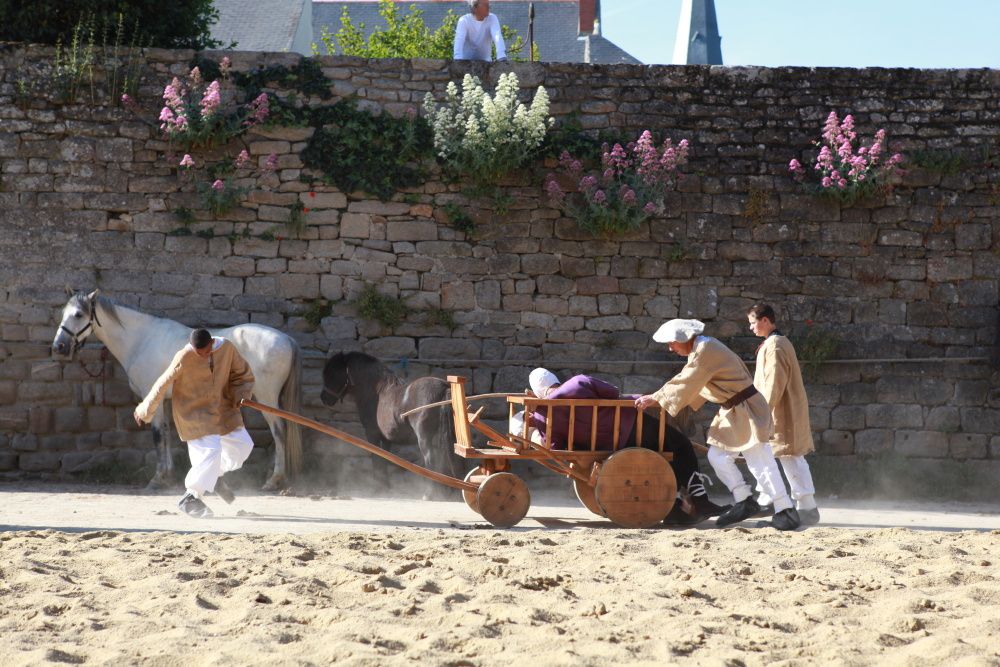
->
[353,284,410,329]
[301,98,433,201]
[0,0,221,50]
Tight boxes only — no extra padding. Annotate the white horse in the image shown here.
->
[52,290,302,491]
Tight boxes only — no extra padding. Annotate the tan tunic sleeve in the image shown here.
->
[651,353,713,417]
[135,349,185,423]
[758,340,790,410]
[227,347,255,405]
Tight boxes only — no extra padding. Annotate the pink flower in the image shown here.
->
[592,189,607,206]
[838,179,848,189]
[245,93,270,126]
[235,149,251,169]
[264,153,279,171]
[188,67,203,87]
[212,179,225,191]
[622,188,637,206]
[579,175,598,191]
[643,202,658,214]
[179,154,195,168]
[200,80,221,118]
[220,57,232,76]
[821,177,832,188]
[788,158,803,173]
[545,178,565,203]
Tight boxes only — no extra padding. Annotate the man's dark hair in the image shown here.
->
[190,328,213,349]
[747,303,777,324]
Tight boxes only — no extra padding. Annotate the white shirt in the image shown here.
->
[453,13,506,61]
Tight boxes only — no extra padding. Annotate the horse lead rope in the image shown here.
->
[78,347,109,406]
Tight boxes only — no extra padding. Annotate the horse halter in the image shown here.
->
[325,368,354,403]
[60,300,102,355]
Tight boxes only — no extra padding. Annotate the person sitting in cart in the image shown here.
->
[519,367,726,525]
[633,319,800,531]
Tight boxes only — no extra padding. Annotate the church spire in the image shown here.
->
[671,0,723,65]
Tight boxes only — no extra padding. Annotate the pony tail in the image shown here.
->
[279,341,303,476]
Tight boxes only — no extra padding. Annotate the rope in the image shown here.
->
[78,347,109,406]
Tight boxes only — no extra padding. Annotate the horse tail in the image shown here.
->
[436,397,462,480]
[279,339,303,476]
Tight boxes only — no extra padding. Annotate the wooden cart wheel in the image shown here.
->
[476,472,530,528]
[594,448,676,528]
[570,462,605,517]
[462,466,486,514]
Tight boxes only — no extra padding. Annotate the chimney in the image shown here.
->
[579,0,596,34]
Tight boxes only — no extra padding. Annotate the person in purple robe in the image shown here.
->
[525,368,726,524]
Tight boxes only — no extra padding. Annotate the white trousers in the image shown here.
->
[756,455,817,510]
[185,427,254,498]
[707,442,792,513]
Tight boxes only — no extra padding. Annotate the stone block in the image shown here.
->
[678,285,718,319]
[598,294,629,315]
[927,256,972,282]
[441,282,474,309]
[364,337,416,358]
[865,404,923,429]
[960,407,1000,434]
[0,451,18,471]
[948,433,988,460]
[576,276,619,295]
[536,275,575,296]
[924,406,960,432]
[419,338,480,360]
[894,430,949,458]
[830,405,866,430]
[386,221,437,241]
[19,451,63,472]
[855,429,893,456]
[276,274,319,299]
[475,281,502,310]
[821,429,854,455]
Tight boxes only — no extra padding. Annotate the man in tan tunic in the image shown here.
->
[748,304,820,525]
[635,319,800,530]
[134,328,256,518]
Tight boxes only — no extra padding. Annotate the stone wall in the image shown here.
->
[1,45,998,497]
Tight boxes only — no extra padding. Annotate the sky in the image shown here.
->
[602,0,1000,68]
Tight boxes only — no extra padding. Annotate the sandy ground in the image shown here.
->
[1,484,999,666]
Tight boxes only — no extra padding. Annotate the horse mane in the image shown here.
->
[90,294,125,328]
[344,351,403,393]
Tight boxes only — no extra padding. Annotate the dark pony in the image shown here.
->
[321,351,461,498]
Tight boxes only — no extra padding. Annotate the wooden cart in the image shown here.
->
[447,376,677,529]
[242,376,679,530]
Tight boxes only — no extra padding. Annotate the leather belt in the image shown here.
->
[721,385,758,410]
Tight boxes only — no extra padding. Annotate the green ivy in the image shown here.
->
[442,202,475,236]
[353,283,410,329]
[301,298,332,330]
[300,98,433,201]
[234,58,332,102]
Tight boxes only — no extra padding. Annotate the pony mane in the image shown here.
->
[345,351,402,391]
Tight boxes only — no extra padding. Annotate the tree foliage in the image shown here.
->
[0,0,221,50]
[313,0,530,60]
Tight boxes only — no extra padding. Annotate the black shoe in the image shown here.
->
[686,472,727,517]
[756,508,800,531]
[753,503,774,518]
[214,478,236,505]
[178,493,213,518]
[662,499,705,526]
[715,497,760,528]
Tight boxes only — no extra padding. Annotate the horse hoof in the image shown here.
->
[262,475,287,492]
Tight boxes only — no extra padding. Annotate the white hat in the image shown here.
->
[652,318,705,343]
[529,368,560,396]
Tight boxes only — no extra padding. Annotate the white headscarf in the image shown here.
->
[652,318,705,343]
[528,368,560,396]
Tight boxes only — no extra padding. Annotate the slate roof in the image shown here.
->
[312,0,640,64]
[211,0,311,54]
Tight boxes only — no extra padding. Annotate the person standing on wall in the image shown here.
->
[634,319,801,531]
[747,303,821,526]
[453,0,507,62]
[134,328,256,518]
